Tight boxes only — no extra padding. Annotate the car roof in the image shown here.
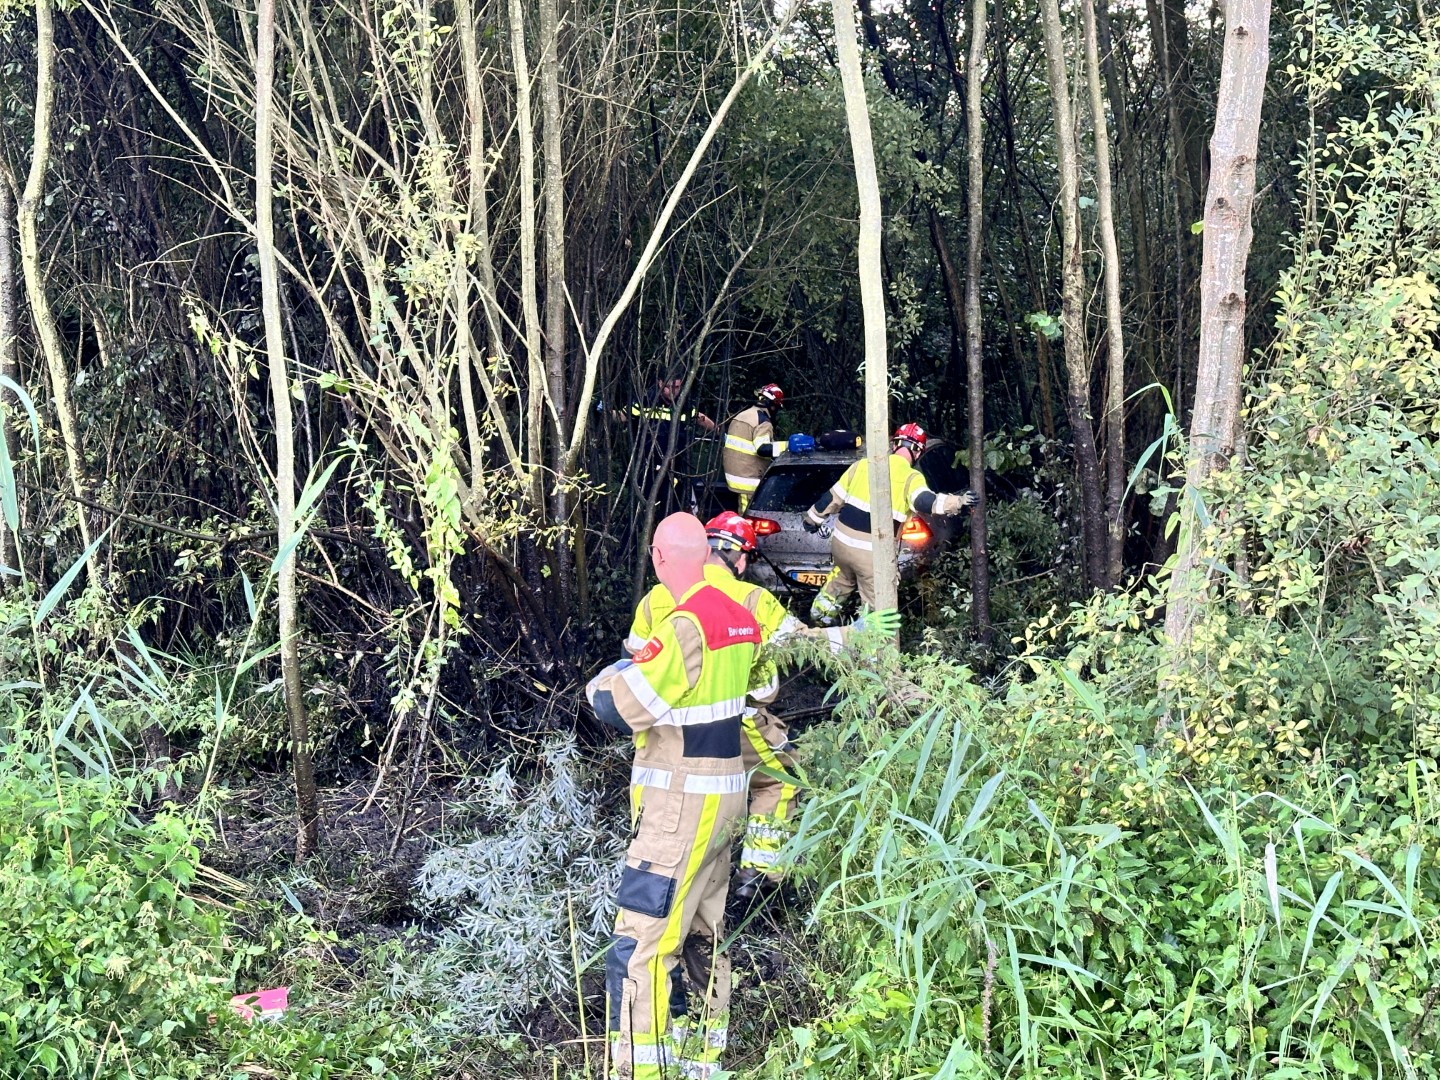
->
[764,450,861,467]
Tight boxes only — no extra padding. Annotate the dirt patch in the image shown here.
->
[207,774,450,936]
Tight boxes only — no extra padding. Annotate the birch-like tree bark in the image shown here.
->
[1082,0,1128,585]
[18,0,103,586]
[255,0,320,859]
[1039,0,1109,590]
[539,0,574,608]
[0,180,17,583]
[1165,0,1270,650]
[509,0,546,514]
[965,0,992,645]
[831,0,896,612]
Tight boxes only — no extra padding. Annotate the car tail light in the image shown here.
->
[899,514,931,545]
[747,515,781,536]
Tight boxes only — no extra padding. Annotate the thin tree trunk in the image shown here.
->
[1096,0,1158,384]
[508,0,545,517]
[1164,0,1270,650]
[964,0,992,646]
[256,0,320,860]
[539,0,574,614]
[18,0,102,586]
[1083,0,1127,585]
[1039,0,1109,591]
[0,180,17,583]
[832,0,896,613]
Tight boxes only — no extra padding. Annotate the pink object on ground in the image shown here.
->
[229,986,290,1022]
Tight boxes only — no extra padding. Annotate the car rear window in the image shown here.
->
[750,463,849,512]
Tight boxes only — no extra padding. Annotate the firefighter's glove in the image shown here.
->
[802,518,822,534]
[788,433,816,455]
[938,490,978,514]
[854,607,901,637]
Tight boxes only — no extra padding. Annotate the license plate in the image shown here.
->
[789,570,830,586]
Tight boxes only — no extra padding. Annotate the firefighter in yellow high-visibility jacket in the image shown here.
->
[586,513,759,1080]
[721,383,798,512]
[803,422,975,625]
[625,512,899,903]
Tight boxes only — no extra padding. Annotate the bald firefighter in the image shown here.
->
[587,513,758,1080]
[722,383,812,511]
[803,423,975,625]
[626,512,899,902]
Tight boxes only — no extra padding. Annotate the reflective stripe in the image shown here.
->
[631,765,674,789]
[624,632,648,654]
[683,772,748,794]
[750,672,779,702]
[629,1042,675,1065]
[619,663,670,722]
[833,530,873,550]
[655,696,748,726]
[740,846,779,866]
[724,434,757,454]
[679,1061,721,1079]
[724,472,760,492]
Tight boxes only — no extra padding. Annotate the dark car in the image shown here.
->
[742,444,964,594]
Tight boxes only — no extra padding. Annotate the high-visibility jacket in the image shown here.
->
[625,564,848,685]
[591,582,761,794]
[804,453,960,550]
[722,406,786,495]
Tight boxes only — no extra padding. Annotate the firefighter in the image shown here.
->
[624,512,899,904]
[803,422,976,625]
[611,377,717,519]
[586,513,758,1080]
[721,383,812,512]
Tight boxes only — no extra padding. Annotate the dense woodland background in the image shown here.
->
[1,0,1439,1076]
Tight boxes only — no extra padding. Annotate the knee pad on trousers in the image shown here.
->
[606,935,639,1031]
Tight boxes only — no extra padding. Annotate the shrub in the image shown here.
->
[409,735,626,1033]
[0,747,238,1076]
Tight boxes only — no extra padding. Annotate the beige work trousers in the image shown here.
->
[812,538,875,623]
[607,778,745,1078]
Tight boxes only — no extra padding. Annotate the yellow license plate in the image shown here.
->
[790,570,829,586]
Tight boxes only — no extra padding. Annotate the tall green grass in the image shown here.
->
[762,650,1439,1080]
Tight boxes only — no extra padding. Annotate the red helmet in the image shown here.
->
[893,422,928,452]
[757,383,784,407]
[705,511,757,553]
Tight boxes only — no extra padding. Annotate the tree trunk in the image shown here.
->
[964,0,992,646]
[832,0,896,613]
[18,0,102,587]
[539,0,574,614]
[1096,0,1158,386]
[508,0,545,520]
[1039,0,1109,591]
[256,0,320,860]
[1164,0,1270,650]
[1082,0,1127,586]
[0,180,17,584]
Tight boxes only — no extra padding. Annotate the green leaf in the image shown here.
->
[35,525,113,625]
